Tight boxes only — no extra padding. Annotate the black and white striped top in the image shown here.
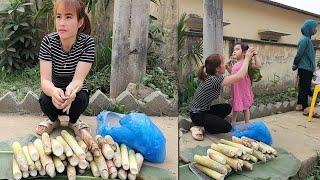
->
[189,75,225,113]
[38,32,95,92]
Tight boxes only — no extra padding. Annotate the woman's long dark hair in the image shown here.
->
[197,54,224,81]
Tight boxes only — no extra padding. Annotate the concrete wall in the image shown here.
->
[246,41,297,93]
[178,0,320,45]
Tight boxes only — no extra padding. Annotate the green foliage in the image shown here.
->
[85,101,126,116]
[182,40,203,66]
[254,87,298,106]
[0,0,40,70]
[92,30,112,73]
[148,15,165,50]
[141,66,176,98]
[87,66,110,96]
[306,152,320,180]
[248,58,263,83]
[143,14,176,98]
[107,102,126,114]
[179,71,198,115]
[0,66,40,100]
[180,71,197,105]
[177,13,186,52]
[177,13,203,67]
[86,30,112,95]
[33,0,54,32]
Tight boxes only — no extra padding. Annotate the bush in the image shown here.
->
[0,0,40,70]
[87,66,110,96]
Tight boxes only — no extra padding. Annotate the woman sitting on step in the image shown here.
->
[36,0,95,137]
[189,48,254,141]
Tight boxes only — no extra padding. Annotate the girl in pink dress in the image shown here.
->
[227,43,262,124]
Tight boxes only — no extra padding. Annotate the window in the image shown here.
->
[258,29,291,42]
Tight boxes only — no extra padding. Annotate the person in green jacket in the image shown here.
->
[292,19,319,117]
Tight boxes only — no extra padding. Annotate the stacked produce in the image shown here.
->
[11,131,144,180]
[193,136,277,180]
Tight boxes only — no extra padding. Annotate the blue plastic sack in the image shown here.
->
[231,120,272,145]
[96,111,166,163]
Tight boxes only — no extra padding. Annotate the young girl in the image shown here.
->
[36,0,95,136]
[229,43,261,124]
[189,48,255,141]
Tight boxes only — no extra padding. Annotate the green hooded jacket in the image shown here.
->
[294,19,318,72]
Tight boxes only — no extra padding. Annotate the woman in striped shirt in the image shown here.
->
[189,48,254,140]
[36,0,95,137]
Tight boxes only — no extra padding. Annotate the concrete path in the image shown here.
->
[179,108,320,178]
[0,113,178,178]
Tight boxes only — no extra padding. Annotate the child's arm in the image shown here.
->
[225,63,232,74]
[251,51,262,69]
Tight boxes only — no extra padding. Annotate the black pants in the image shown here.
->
[297,69,313,109]
[39,90,89,124]
[190,103,232,134]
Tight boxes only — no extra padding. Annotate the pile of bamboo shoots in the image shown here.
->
[193,136,277,180]
[12,131,144,180]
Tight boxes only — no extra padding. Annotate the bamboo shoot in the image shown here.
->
[194,155,228,175]
[120,144,129,170]
[51,138,63,156]
[61,130,86,159]
[13,158,22,180]
[33,139,55,178]
[105,135,117,151]
[194,164,224,180]
[207,149,226,165]
[27,142,39,161]
[53,156,65,173]
[41,133,52,155]
[90,161,100,177]
[96,135,114,160]
[56,136,73,157]
[67,164,76,180]
[12,141,28,172]
[22,146,35,171]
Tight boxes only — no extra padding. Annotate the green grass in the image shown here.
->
[0,66,41,101]
[0,64,177,102]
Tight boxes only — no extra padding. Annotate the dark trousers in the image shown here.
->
[39,90,89,124]
[297,69,313,109]
[190,103,232,134]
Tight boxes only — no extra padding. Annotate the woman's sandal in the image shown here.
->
[68,119,91,137]
[303,112,320,118]
[190,126,204,141]
[36,118,61,136]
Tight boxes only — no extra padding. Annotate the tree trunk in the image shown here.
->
[203,0,223,60]
[110,0,150,98]
[203,0,224,104]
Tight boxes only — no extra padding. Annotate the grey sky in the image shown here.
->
[271,0,320,15]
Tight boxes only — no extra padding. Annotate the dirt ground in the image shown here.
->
[0,113,178,177]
